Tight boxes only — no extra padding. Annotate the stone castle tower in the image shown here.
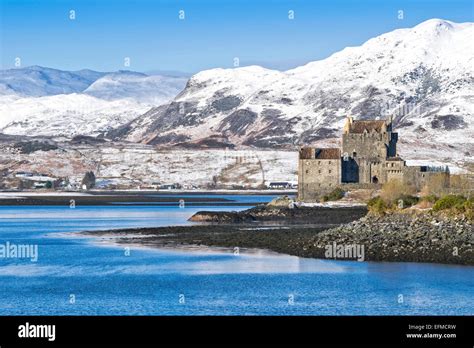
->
[341,116,398,184]
[298,116,449,201]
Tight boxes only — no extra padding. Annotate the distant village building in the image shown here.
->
[267,181,293,189]
[298,116,450,201]
[159,183,182,190]
[15,174,58,190]
[15,171,33,178]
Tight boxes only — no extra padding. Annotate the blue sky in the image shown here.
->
[1,0,473,73]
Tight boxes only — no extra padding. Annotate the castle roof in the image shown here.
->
[299,147,341,160]
[315,148,341,159]
[386,157,404,161]
[349,120,387,134]
[299,147,314,159]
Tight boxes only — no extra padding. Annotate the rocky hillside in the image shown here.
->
[313,211,473,265]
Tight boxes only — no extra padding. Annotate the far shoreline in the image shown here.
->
[0,190,296,206]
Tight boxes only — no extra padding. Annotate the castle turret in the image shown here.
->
[343,116,353,134]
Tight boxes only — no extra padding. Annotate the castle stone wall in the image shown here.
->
[342,132,390,160]
[298,159,341,201]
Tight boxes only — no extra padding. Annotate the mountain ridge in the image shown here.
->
[109,18,472,158]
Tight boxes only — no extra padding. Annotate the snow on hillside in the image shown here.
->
[0,67,187,137]
[0,94,151,137]
[114,19,473,168]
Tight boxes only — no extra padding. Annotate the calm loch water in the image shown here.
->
[0,195,473,315]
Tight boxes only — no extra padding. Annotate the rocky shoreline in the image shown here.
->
[313,211,473,265]
[82,204,473,265]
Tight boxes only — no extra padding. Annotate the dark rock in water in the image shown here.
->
[189,205,368,224]
[267,195,294,208]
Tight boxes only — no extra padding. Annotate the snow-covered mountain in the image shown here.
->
[0,67,187,137]
[112,19,473,160]
[84,71,188,104]
[1,18,472,166]
[0,94,151,138]
[0,66,105,97]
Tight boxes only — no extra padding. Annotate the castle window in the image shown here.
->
[391,163,394,167]
[318,170,321,174]
[329,161,331,164]
[329,170,332,174]
[306,170,309,174]
[318,161,321,165]
[353,151,357,157]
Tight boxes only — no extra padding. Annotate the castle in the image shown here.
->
[298,116,449,201]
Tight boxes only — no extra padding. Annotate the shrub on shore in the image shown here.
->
[367,180,417,214]
[367,196,388,215]
[396,194,419,208]
[421,194,438,203]
[464,200,473,220]
[380,180,415,204]
[431,195,473,220]
[367,191,473,219]
[432,195,466,211]
[322,187,345,202]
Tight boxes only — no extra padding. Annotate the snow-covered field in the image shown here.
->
[0,144,298,189]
